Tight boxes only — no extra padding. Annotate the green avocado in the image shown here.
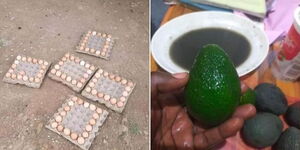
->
[242,112,283,148]
[274,127,300,150]
[240,88,256,105]
[285,102,300,129]
[184,44,241,126]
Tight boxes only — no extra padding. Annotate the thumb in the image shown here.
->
[151,71,189,98]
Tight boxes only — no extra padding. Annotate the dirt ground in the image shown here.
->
[0,0,149,149]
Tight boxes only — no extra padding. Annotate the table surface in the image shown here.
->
[151,4,300,100]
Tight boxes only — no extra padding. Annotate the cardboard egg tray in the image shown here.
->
[3,55,51,88]
[46,95,109,150]
[76,31,114,60]
[48,53,97,92]
[81,69,135,113]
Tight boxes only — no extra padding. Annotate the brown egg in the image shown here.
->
[38,60,44,65]
[11,74,16,79]
[8,69,14,73]
[29,77,34,82]
[101,52,106,56]
[91,89,97,95]
[85,63,90,69]
[58,61,64,65]
[90,65,95,71]
[83,102,90,108]
[71,79,77,85]
[77,99,83,105]
[22,76,28,81]
[89,119,96,125]
[44,61,49,66]
[79,46,84,50]
[122,91,129,97]
[68,101,74,106]
[51,122,58,128]
[63,128,71,136]
[5,73,11,78]
[11,64,17,69]
[70,133,78,140]
[77,136,85,145]
[104,95,110,101]
[95,50,100,55]
[50,69,56,74]
[90,49,95,53]
[75,58,80,63]
[85,87,91,93]
[66,76,72,82]
[127,81,134,87]
[70,56,75,61]
[92,78,98,82]
[85,124,92,132]
[55,115,62,122]
[110,98,117,105]
[121,79,127,85]
[115,76,121,82]
[34,78,41,83]
[77,137,85,145]
[27,57,32,62]
[14,60,19,65]
[82,132,89,138]
[33,58,38,64]
[97,93,104,98]
[62,57,67,62]
[64,106,71,111]
[55,71,62,77]
[87,70,93,74]
[54,65,60,70]
[85,48,90,52]
[120,97,126,102]
[117,101,124,108]
[41,65,47,69]
[98,69,104,74]
[72,97,78,101]
[89,104,96,111]
[39,69,45,74]
[57,125,64,132]
[89,82,95,87]
[21,56,27,61]
[125,86,131,91]
[65,53,70,58]
[96,108,102,114]
[95,73,101,78]
[17,75,23,80]
[83,73,89,79]
[16,55,21,60]
[80,78,86,83]
[77,82,83,88]
[92,113,99,119]
[103,72,109,77]
[109,74,115,80]
[60,111,66,116]
[61,73,67,80]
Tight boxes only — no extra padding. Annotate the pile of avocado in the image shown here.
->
[242,83,300,150]
[184,44,300,150]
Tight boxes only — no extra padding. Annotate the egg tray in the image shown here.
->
[46,95,109,150]
[3,55,51,88]
[76,31,114,60]
[48,53,97,92]
[81,69,135,113]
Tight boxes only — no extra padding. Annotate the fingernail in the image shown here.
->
[172,73,187,79]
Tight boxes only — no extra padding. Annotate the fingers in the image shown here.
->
[193,105,256,150]
[151,72,189,99]
[171,108,194,150]
[194,117,244,150]
[232,104,256,120]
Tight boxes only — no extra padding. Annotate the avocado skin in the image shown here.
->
[184,44,240,127]
[240,88,256,105]
[274,127,300,150]
[242,112,283,148]
[254,83,288,115]
[285,102,300,129]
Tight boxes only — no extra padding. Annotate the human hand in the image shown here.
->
[151,71,256,150]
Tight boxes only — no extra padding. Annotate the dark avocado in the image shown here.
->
[242,112,283,148]
[274,127,300,150]
[254,83,288,115]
